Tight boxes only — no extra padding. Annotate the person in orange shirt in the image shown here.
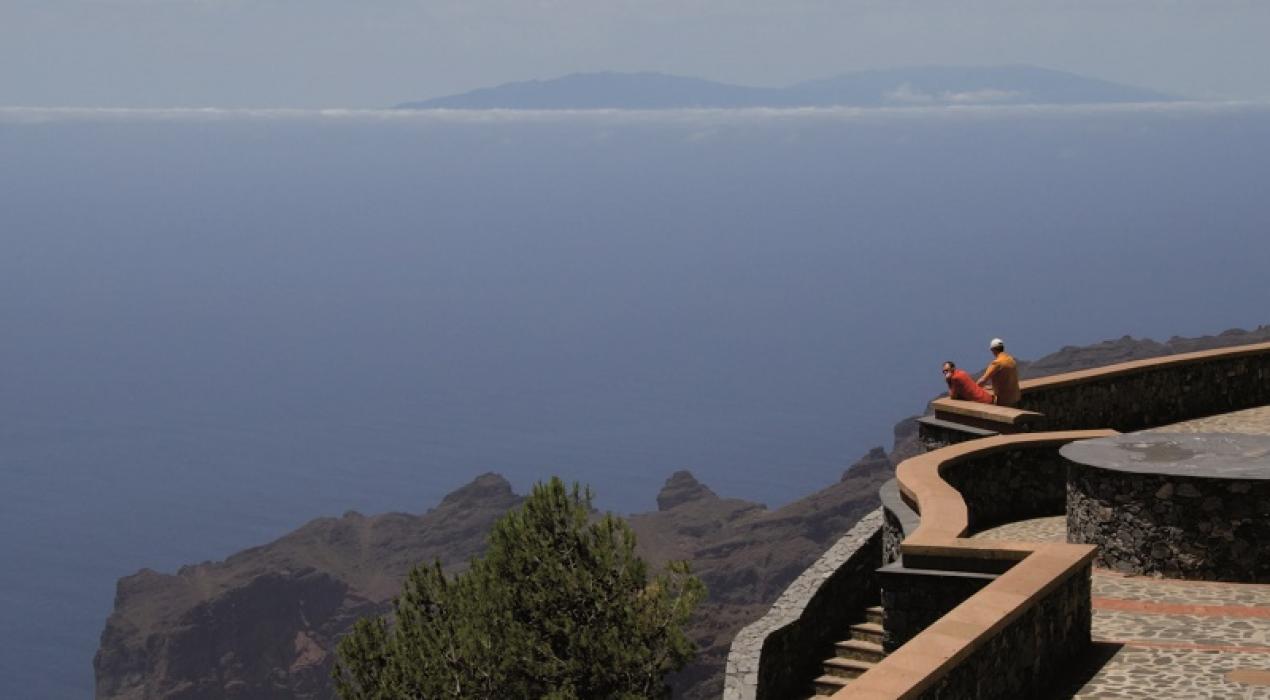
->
[942,361,994,403]
[978,338,1021,407]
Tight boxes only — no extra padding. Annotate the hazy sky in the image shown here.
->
[3,1,1269,108]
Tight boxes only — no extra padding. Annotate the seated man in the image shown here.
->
[978,337,1021,407]
[943,361,993,403]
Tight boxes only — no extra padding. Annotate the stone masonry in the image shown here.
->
[723,510,883,700]
[941,445,1068,534]
[916,562,1092,700]
[877,565,997,652]
[1021,351,1270,433]
[1067,461,1270,582]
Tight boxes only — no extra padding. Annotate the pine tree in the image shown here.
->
[333,477,705,700]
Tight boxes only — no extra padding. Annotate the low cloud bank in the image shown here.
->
[1,100,1267,126]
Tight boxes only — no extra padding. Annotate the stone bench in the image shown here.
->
[927,397,1043,433]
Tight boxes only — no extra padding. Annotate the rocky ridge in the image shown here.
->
[94,325,1270,699]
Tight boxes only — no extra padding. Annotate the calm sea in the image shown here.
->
[2,103,1268,697]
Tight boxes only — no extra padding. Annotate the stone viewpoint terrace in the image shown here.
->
[725,341,1270,700]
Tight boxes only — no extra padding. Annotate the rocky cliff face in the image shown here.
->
[94,326,1270,699]
[94,451,900,700]
[94,474,523,699]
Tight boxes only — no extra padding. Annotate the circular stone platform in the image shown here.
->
[1061,433,1270,582]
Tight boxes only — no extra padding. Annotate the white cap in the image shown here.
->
[989,338,1005,349]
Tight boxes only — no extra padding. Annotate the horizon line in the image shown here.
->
[3,99,1270,125]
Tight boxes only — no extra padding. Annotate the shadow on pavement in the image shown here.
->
[1043,641,1125,699]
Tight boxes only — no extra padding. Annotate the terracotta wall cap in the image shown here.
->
[839,435,1110,699]
[898,431,1116,544]
[1020,341,1270,393]
[929,397,1043,424]
[838,543,1094,699]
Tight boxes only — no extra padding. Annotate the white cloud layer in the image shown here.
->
[3,100,1266,126]
[884,84,1027,104]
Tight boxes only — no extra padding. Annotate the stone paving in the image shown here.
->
[974,515,1270,699]
[971,515,1066,543]
[1149,405,1270,436]
[960,410,1270,697]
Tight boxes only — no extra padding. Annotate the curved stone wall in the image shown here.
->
[1067,461,1270,582]
[1019,342,1270,432]
[842,432,1109,699]
[941,444,1068,535]
[879,479,918,566]
[881,508,903,566]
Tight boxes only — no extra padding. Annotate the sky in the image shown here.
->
[2,1,1270,108]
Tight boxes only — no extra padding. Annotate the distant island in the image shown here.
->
[396,65,1175,110]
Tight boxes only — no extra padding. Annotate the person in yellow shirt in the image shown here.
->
[978,338,1021,407]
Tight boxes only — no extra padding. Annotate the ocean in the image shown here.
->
[1,102,1269,697]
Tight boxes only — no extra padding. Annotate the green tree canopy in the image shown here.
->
[333,477,705,700]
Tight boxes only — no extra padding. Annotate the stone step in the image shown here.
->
[834,638,885,663]
[864,605,884,626]
[917,415,1000,437]
[916,415,1000,450]
[822,656,875,679]
[812,674,849,696]
[849,621,885,645]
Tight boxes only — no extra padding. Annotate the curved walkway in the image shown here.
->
[1147,404,1270,436]
[974,516,1270,699]
[971,407,1270,698]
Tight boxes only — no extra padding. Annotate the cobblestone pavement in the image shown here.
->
[974,516,1270,698]
[971,515,1066,543]
[1054,648,1270,699]
[1150,405,1270,436]
[1095,571,1270,608]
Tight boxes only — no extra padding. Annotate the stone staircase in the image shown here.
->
[810,606,888,696]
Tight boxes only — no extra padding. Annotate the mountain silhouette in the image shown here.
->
[397,65,1174,109]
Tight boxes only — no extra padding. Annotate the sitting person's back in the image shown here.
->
[978,338,1021,407]
[942,361,993,404]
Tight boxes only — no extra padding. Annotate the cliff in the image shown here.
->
[94,473,523,699]
[94,325,1270,699]
[94,450,899,700]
